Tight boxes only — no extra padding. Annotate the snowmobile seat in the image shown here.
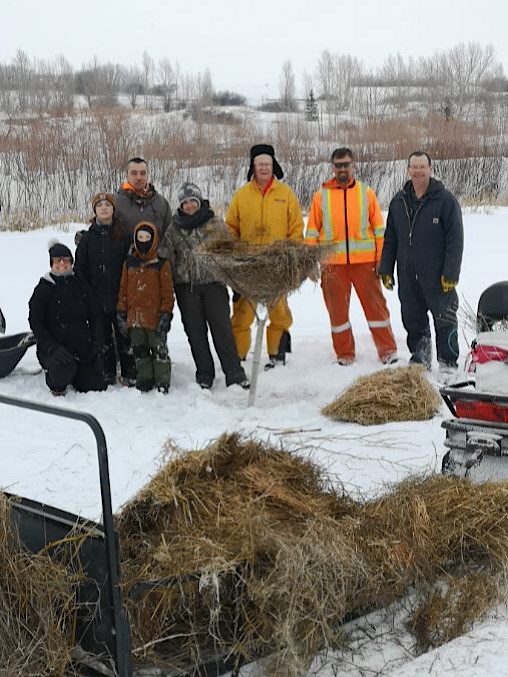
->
[477,281,508,332]
[0,332,36,378]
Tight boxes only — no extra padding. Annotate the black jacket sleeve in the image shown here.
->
[73,234,90,282]
[28,282,56,353]
[83,281,104,348]
[379,204,398,276]
[441,192,463,282]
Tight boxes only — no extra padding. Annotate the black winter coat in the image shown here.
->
[379,178,463,286]
[28,272,103,363]
[74,219,130,314]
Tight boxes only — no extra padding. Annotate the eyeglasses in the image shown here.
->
[333,161,352,169]
[52,257,72,264]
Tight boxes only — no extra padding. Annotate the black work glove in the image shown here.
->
[50,345,75,366]
[117,312,128,336]
[157,312,172,335]
[232,290,242,303]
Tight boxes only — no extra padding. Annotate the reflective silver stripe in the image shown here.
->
[368,319,391,328]
[331,321,351,333]
[326,241,376,254]
[358,181,369,239]
[321,189,334,241]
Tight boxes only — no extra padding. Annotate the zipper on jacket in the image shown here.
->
[403,197,424,246]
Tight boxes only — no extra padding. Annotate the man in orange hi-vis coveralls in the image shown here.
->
[306,147,397,366]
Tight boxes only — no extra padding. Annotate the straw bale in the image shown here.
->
[0,494,80,676]
[321,365,441,425]
[191,239,329,306]
[117,434,508,675]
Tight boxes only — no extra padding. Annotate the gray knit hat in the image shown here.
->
[177,182,202,209]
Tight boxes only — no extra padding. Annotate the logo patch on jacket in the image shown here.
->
[433,217,439,224]
[274,199,287,204]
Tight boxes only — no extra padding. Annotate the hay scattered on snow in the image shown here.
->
[117,434,508,675]
[321,365,441,425]
[0,494,81,676]
[192,239,329,306]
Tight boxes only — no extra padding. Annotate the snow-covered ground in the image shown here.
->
[0,208,507,675]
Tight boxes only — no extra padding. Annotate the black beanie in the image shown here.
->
[247,143,284,181]
[48,240,73,265]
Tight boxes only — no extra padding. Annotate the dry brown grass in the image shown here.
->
[116,434,508,675]
[408,571,501,651]
[321,365,441,425]
[192,239,329,306]
[0,495,81,676]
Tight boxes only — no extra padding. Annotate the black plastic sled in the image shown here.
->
[0,331,36,378]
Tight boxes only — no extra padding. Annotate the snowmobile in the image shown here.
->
[441,281,508,481]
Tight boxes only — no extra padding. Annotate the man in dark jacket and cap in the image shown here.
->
[225,144,304,369]
[115,157,171,237]
[379,151,464,378]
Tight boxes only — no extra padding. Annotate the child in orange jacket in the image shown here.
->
[117,221,174,393]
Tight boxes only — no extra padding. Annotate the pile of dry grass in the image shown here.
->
[192,239,328,306]
[117,434,508,675]
[408,571,500,651]
[117,433,357,673]
[0,494,81,675]
[321,365,441,425]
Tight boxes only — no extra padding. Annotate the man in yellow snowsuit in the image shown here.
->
[225,144,304,369]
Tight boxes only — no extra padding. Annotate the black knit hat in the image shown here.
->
[247,144,284,181]
[48,240,73,265]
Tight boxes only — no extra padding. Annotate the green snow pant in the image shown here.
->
[129,327,171,389]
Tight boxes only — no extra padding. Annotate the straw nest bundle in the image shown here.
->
[117,434,508,675]
[321,365,441,425]
[0,494,81,675]
[192,239,328,306]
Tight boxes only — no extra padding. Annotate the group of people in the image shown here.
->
[26,144,464,397]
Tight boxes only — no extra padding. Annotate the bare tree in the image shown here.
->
[158,58,176,112]
[141,51,154,109]
[279,59,296,111]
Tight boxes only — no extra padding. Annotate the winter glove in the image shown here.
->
[157,312,172,335]
[381,274,395,291]
[117,312,128,336]
[441,276,457,293]
[50,345,75,366]
[74,230,86,246]
[0,307,5,334]
[232,290,242,303]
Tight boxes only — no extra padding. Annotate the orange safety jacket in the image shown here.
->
[306,178,384,265]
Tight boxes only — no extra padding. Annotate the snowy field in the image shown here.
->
[0,208,507,675]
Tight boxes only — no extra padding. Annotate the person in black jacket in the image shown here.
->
[379,151,464,375]
[28,241,106,396]
[74,193,136,386]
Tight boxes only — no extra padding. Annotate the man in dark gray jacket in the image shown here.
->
[115,157,171,237]
[379,151,464,376]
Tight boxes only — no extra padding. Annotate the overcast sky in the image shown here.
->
[3,0,507,100]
